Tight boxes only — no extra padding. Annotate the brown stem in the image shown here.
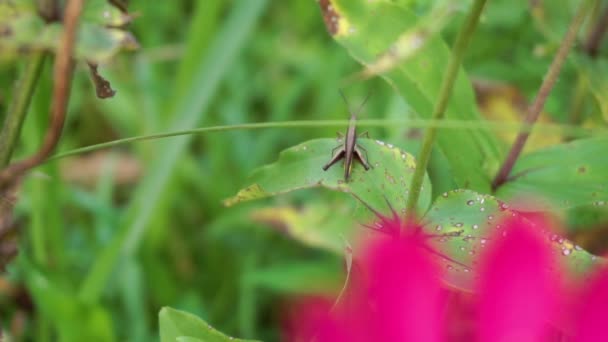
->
[0,0,83,188]
[492,0,591,190]
[583,3,608,57]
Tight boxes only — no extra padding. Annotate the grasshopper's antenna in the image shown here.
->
[338,89,352,114]
[339,90,372,116]
[354,91,372,116]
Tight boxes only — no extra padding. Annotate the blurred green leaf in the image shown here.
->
[319,0,502,191]
[23,262,114,341]
[245,260,342,294]
[225,138,432,215]
[0,0,137,63]
[423,189,602,292]
[496,137,608,210]
[159,307,259,342]
[79,0,268,303]
[575,56,608,121]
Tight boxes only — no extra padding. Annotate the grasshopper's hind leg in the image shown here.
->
[355,144,371,170]
[322,148,345,171]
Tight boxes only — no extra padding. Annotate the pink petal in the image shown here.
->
[360,231,444,341]
[477,216,559,341]
[283,297,351,342]
[573,264,608,342]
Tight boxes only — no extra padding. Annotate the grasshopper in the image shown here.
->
[322,92,372,182]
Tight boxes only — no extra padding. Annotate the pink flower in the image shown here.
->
[286,214,608,341]
[476,216,560,341]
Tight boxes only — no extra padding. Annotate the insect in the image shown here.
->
[322,91,372,182]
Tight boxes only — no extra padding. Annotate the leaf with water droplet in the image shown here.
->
[225,138,432,217]
[496,137,608,210]
[423,189,603,292]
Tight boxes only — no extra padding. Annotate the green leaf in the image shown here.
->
[250,201,357,254]
[423,189,601,292]
[225,138,432,215]
[318,0,502,192]
[159,307,259,342]
[495,137,608,210]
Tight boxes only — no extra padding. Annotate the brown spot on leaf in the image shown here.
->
[578,166,587,174]
[318,0,340,35]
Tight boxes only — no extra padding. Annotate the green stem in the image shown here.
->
[568,73,588,126]
[405,0,488,218]
[492,0,592,190]
[0,52,46,167]
[44,119,602,163]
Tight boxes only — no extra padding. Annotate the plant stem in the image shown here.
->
[492,0,591,190]
[405,0,488,218]
[0,52,46,168]
[0,0,82,188]
[43,118,602,163]
[583,1,608,57]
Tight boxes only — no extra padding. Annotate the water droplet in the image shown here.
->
[472,224,479,230]
[375,140,385,146]
[480,198,485,204]
[387,143,394,148]
[487,215,494,221]
[595,201,606,206]
[480,207,485,212]
[459,246,465,251]
[442,192,448,197]
[480,238,487,245]
[574,245,583,251]
[463,268,470,273]
[302,145,308,150]
[455,222,463,228]
[557,238,565,244]
[374,162,380,167]
[499,202,509,210]
[562,248,572,256]
[466,200,475,206]
[435,225,442,231]
[446,265,454,270]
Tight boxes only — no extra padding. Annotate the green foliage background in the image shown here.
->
[0,0,606,341]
